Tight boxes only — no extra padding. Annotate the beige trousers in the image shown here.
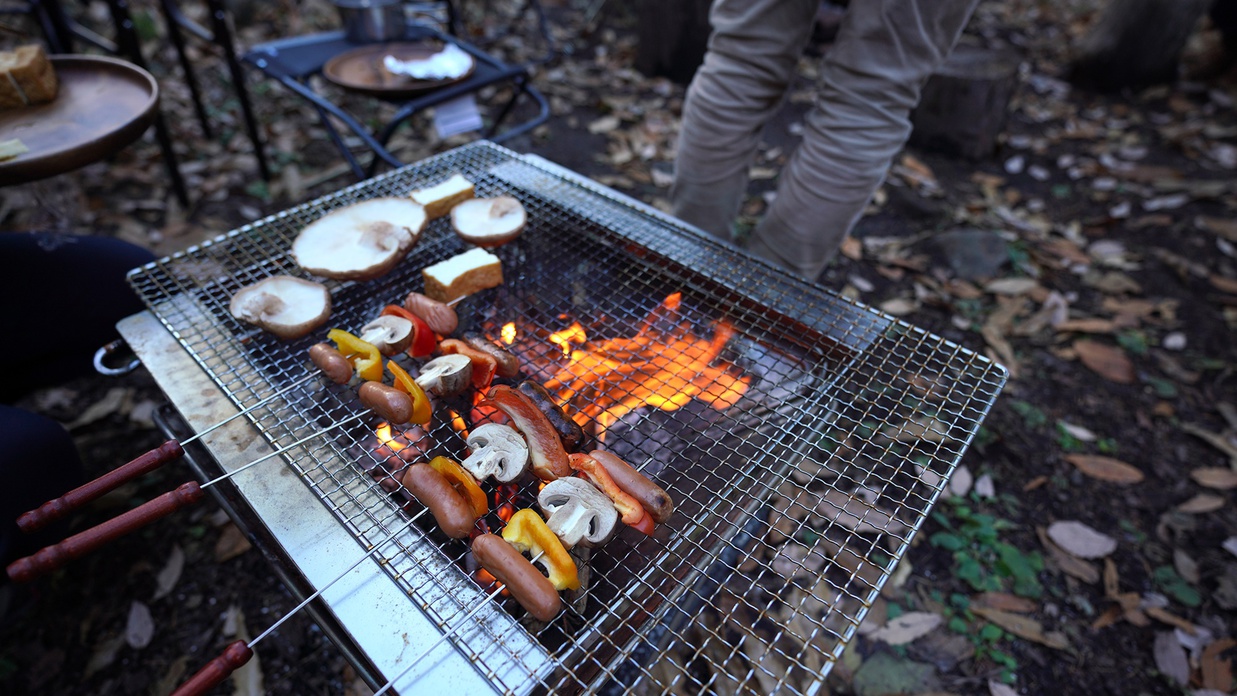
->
[671,0,980,280]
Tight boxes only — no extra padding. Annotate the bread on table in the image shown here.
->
[0,45,58,110]
[422,248,503,303]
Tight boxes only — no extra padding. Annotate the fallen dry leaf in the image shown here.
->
[1065,454,1145,484]
[1154,631,1190,686]
[1037,527,1100,583]
[214,523,254,562]
[1055,318,1119,333]
[1201,638,1236,691]
[1073,339,1135,383]
[989,680,1019,696]
[1197,215,1237,242]
[871,611,943,645]
[1191,468,1237,490]
[973,592,1037,613]
[1210,274,1237,295]
[1144,606,1197,635]
[1176,493,1226,514]
[972,606,1069,649]
[985,277,1040,296]
[1047,520,1117,559]
[153,545,185,601]
[125,601,155,650]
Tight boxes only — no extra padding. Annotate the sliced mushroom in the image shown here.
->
[537,477,619,548]
[229,275,331,339]
[450,196,526,247]
[414,354,473,397]
[291,198,427,280]
[461,423,528,483]
[359,315,413,356]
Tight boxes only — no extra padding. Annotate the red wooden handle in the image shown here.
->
[171,640,253,696]
[17,439,185,533]
[6,481,203,583]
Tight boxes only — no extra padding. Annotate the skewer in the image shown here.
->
[17,372,326,533]
[169,514,427,696]
[373,550,547,696]
[5,410,371,583]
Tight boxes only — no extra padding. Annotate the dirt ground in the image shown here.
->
[2,0,1236,695]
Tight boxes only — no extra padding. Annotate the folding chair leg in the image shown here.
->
[206,0,271,181]
[159,0,213,140]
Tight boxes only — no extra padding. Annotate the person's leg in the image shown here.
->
[0,233,154,402]
[749,0,981,280]
[671,0,819,242]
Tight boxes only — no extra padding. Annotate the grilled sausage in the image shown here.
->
[590,449,674,524]
[359,382,414,424]
[518,380,584,453]
[403,291,458,336]
[464,333,520,378]
[309,343,353,384]
[402,463,477,538]
[471,533,561,622]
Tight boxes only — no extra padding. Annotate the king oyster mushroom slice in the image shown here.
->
[461,423,528,483]
[359,315,413,356]
[228,275,331,340]
[291,198,427,280]
[538,477,619,548]
[414,354,473,397]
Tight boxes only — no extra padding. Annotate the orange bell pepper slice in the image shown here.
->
[385,360,432,425]
[428,456,488,518]
[327,328,383,382]
[502,509,579,591]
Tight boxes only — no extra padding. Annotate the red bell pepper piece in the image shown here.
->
[381,305,436,357]
[440,338,498,390]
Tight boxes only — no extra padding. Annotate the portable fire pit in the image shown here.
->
[117,141,1006,695]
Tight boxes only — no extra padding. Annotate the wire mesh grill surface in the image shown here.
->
[128,141,1006,695]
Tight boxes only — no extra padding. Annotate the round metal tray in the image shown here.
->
[323,42,475,99]
[0,55,159,187]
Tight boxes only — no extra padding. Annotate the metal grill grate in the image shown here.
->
[127,141,1006,695]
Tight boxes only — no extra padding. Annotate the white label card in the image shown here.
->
[433,95,483,139]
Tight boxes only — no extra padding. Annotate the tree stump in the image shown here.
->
[908,44,1022,161]
[634,0,712,85]
[1067,0,1212,91]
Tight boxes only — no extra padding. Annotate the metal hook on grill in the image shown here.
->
[372,550,547,696]
[168,513,427,696]
[5,411,370,584]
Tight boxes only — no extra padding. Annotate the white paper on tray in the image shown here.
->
[382,44,473,80]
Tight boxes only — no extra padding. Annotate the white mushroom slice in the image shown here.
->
[450,196,526,247]
[359,315,413,356]
[414,354,472,397]
[229,275,331,340]
[461,423,528,483]
[538,477,619,548]
[292,198,427,280]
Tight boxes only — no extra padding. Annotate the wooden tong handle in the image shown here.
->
[17,440,185,533]
[6,482,203,583]
[171,641,253,696]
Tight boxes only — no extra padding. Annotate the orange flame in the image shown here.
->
[376,423,406,452]
[548,321,588,359]
[501,322,517,345]
[448,409,468,438]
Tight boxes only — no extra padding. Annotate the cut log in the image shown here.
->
[909,44,1021,161]
[1068,0,1212,91]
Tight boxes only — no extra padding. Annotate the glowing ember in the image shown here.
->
[543,293,750,441]
[376,423,406,452]
[475,567,509,596]
[448,409,468,438]
[501,322,517,345]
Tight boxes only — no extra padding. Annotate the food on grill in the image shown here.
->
[327,329,383,381]
[386,360,432,424]
[359,382,415,424]
[471,533,561,622]
[409,173,474,220]
[402,462,477,538]
[0,45,58,109]
[517,380,584,453]
[590,449,674,524]
[439,338,498,390]
[460,423,529,483]
[414,354,473,398]
[427,456,488,518]
[538,477,619,548]
[451,196,526,247]
[291,198,427,280]
[402,291,458,335]
[464,333,520,378]
[309,343,353,384]
[229,275,331,339]
[422,248,503,303]
[503,509,579,591]
[483,385,571,481]
[359,315,413,356]
[379,305,436,357]
[569,452,655,535]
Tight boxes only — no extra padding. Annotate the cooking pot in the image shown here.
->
[333,0,407,43]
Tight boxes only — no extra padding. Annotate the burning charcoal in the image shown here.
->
[563,546,591,632]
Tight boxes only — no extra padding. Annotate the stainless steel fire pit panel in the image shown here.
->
[125,141,1007,696]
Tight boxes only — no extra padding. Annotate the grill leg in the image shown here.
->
[159,0,214,140]
[206,0,272,181]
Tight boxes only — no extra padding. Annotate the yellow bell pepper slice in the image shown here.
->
[386,360,432,425]
[502,509,579,591]
[427,456,488,518]
[327,329,383,382]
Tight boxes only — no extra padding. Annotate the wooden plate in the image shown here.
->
[0,55,159,186]
[322,42,476,98]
